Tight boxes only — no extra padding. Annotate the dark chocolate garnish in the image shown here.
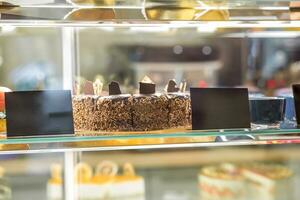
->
[167,80,180,92]
[109,81,122,95]
[139,82,155,94]
[83,81,94,95]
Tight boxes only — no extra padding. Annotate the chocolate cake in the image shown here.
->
[72,78,192,132]
[165,80,191,128]
[132,94,169,131]
[167,93,191,128]
[72,95,88,131]
[99,94,133,131]
[73,95,100,131]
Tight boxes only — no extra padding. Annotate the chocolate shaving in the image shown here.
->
[93,79,103,96]
[73,81,81,95]
[83,81,94,95]
[167,80,180,92]
[139,76,155,94]
[109,81,122,95]
[140,82,155,94]
[179,81,187,92]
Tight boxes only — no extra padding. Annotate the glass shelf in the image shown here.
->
[0,128,299,154]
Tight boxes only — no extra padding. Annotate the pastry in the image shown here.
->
[47,164,63,200]
[242,163,293,200]
[47,161,145,200]
[199,163,294,200]
[199,163,246,200]
[77,162,113,199]
[110,163,145,200]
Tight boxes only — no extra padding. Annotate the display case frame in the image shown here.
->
[1,1,300,199]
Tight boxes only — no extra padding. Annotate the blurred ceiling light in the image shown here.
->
[173,45,183,55]
[1,25,16,33]
[202,46,212,55]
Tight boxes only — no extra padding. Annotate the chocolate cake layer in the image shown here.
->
[73,93,191,132]
[167,93,191,128]
[72,95,88,131]
[132,94,169,131]
[98,94,133,131]
[73,95,100,131]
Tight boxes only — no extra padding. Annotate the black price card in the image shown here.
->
[190,88,251,130]
[292,84,300,126]
[5,90,74,137]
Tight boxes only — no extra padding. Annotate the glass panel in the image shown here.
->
[74,144,300,200]
[0,152,64,200]
[73,27,300,136]
[0,27,63,90]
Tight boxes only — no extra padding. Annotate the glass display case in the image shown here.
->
[1,0,300,200]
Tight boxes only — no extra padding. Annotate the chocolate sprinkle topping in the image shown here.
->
[109,81,122,95]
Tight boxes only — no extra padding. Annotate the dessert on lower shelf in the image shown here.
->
[198,163,293,200]
[47,164,63,200]
[243,163,293,200]
[77,161,145,200]
[47,161,145,200]
[0,166,11,200]
[199,163,246,200]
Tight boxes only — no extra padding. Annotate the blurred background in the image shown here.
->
[1,26,300,96]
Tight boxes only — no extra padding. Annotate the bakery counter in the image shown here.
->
[0,129,299,154]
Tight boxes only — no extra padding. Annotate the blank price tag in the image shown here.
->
[190,88,251,130]
[5,90,74,138]
[292,84,300,126]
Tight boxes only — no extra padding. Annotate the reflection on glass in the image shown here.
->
[64,8,115,20]
[250,97,286,129]
[144,0,229,21]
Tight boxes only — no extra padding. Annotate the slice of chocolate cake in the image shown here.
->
[72,95,89,131]
[99,94,133,131]
[167,93,191,128]
[72,79,103,131]
[132,94,169,131]
[132,76,169,131]
[73,95,101,131]
[166,80,191,128]
[89,81,132,132]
